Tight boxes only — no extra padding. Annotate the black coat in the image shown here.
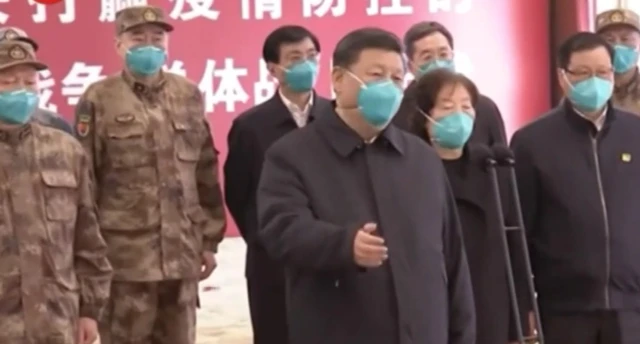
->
[224,92,332,282]
[392,80,507,145]
[511,102,640,312]
[224,93,333,343]
[443,146,531,344]
[257,107,476,344]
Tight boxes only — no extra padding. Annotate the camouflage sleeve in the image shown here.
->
[74,148,113,320]
[73,91,101,200]
[193,91,226,253]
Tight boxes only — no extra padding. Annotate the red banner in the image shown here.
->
[3,0,551,236]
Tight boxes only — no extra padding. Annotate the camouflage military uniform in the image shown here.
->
[0,42,112,343]
[613,72,640,114]
[596,9,640,115]
[0,26,73,134]
[73,6,226,344]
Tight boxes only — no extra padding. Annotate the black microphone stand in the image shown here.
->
[493,146,544,344]
[482,149,527,344]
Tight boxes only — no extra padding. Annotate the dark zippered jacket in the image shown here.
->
[510,101,640,312]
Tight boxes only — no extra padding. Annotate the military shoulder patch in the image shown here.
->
[75,114,91,137]
[74,99,95,138]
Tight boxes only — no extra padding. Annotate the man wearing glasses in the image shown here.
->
[596,8,640,115]
[511,31,640,344]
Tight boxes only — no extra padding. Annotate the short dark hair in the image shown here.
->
[332,27,403,68]
[262,25,321,63]
[557,31,614,70]
[403,21,454,59]
[408,69,479,143]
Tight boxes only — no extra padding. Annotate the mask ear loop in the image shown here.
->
[276,65,290,74]
[561,69,576,91]
[415,106,441,144]
[345,70,367,89]
[415,106,438,125]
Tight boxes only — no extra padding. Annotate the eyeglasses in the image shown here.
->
[565,68,614,81]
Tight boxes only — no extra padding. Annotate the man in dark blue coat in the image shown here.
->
[257,27,475,344]
[512,31,640,344]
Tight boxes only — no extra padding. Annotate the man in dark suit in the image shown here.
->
[392,21,506,145]
[223,25,332,344]
[512,32,640,343]
[256,27,474,344]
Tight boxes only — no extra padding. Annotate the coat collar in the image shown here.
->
[561,99,616,135]
[315,102,405,157]
[266,90,322,127]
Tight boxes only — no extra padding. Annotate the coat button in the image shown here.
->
[334,280,340,287]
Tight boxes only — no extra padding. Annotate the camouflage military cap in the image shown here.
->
[0,41,47,72]
[115,6,174,35]
[0,27,38,52]
[596,9,640,33]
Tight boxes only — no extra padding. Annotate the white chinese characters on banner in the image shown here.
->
[0,0,8,24]
[99,0,148,22]
[429,0,472,14]
[198,58,249,113]
[164,60,187,77]
[35,52,474,114]
[302,0,346,18]
[38,70,58,112]
[366,0,413,16]
[28,0,75,23]
[169,0,220,21]
[254,59,277,105]
[453,52,473,76]
[241,0,282,20]
[61,62,105,106]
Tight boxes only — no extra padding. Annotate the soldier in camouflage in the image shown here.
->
[0,41,112,344]
[0,26,74,133]
[596,8,640,115]
[73,5,226,344]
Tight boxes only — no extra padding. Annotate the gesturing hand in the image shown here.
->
[353,223,388,268]
[76,317,98,344]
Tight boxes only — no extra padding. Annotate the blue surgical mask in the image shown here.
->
[417,59,455,77]
[421,110,474,149]
[565,74,613,112]
[0,89,38,125]
[348,72,403,128]
[126,45,167,76]
[282,60,318,92]
[613,44,639,74]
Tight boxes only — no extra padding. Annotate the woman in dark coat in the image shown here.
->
[407,69,532,344]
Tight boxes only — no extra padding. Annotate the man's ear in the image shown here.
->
[266,62,279,78]
[114,35,126,58]
[331,66,345,95]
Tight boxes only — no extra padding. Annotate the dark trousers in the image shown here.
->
[542,310,640,344]
[247,279,289,344]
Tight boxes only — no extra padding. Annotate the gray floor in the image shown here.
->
[196,238,252,343]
